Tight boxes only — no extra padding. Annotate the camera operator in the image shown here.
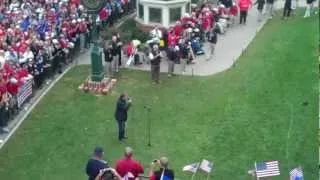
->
[86,147,109,180]
[148,157,174,180]
[95,168,122,180]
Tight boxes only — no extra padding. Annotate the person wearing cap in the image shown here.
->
[149,44,162,84]
[86,147,109,180]
[115,147,144,180]
[149,157,174,180]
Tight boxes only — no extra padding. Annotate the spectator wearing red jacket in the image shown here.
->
[238,0,252,24]
[115,147,144,180]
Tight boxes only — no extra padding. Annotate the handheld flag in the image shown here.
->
[290,167,303,180]
[183,162,200,173]
[199,159,213,173]
[255,161,280,178]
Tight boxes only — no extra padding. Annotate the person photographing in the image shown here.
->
[115,93,132,142]
[149,157,174,180]
[149,44,162,84]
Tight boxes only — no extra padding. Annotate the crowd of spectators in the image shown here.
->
[86,146,174,180]
[0,0,134,134]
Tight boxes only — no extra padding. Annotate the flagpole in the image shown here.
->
[254,161,259,180]
[191,160,201,180]
[206,172,210,180]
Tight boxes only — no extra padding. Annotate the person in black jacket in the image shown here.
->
[86,147,109,180]
[282,0,292,19]
[104,44,114,78]
[207,27,218,60]
[115,93,132,142]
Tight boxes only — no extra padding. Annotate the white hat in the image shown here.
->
[174,45,179,51]
[194,28,199,32]
[77,18,81,23]
[72,19,76,24]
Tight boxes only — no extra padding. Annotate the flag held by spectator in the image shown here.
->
[199,159,213,173]
[290,167,303,180]
[255,161,280,178]
[182,162,200,173]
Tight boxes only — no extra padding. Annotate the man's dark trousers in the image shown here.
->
[117,120,126,140]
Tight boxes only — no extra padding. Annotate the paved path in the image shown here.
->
[78,1,310,76]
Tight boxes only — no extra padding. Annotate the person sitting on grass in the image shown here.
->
[149,157,174,180]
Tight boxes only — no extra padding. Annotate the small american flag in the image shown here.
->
[255,161,280,178]
[183,162,200,173]
[199,159,213,173]
[290,167,303,180]
[17,79,33,108]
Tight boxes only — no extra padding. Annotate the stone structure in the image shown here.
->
[135,0,191,28]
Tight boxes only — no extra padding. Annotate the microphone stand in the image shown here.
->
[144,105,151,147]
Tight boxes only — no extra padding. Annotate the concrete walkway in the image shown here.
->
[78,1,308,76]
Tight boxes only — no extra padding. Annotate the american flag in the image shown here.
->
[199,159,213,173]
[17,79,33,108]
[255,161,280,178]
[183,162,200,173]
[290,167,304,180]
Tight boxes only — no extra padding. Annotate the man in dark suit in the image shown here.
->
[115,93,132,142]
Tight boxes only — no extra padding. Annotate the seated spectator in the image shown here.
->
[86,147,109,180]
[149,157,174,180]
[115,147,144,180]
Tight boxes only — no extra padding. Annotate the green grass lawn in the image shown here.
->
[0,13,318,179]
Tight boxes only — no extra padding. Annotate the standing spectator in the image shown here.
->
[207,27,218,60]
[304,0,316,18]
[254,0,265,22]
[0,74,9,133]
[111,36,119,73]
[238,0,252,24]
[113,32,122,67]
[149,44,162,84]
[282,0,292,19]
[86,147,109,180]
[115,147,144,180]
[265,0,275,19]
[115,93,132,142]
[104,43,114,78]
[167,46,177,77]
[149,157,174,180]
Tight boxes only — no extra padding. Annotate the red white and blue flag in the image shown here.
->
[255,161,280,178]
[17,79,33,108]
[290,167,304,180]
